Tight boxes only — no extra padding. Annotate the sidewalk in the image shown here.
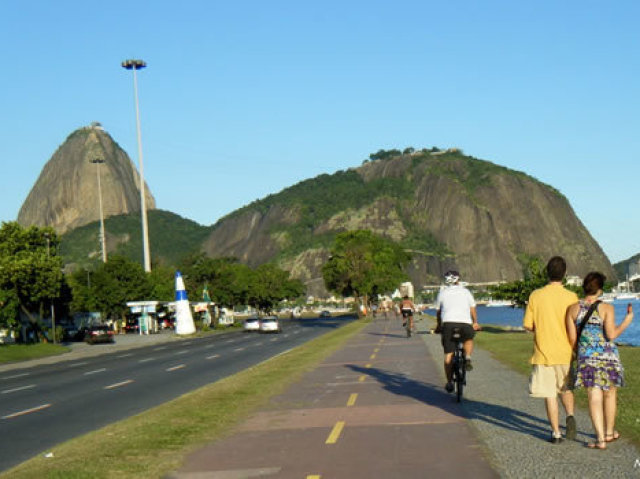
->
[171,317,497,478]
[171,316,640,479]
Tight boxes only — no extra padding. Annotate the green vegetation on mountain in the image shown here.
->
[60,210,211,270]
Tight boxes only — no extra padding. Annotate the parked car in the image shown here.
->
[83,324,115,344]
[124,318,140,334]
[259,316,281,333]
[243,316,261,332]
[319,310,332,318]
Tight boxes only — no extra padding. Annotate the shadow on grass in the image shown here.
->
[346,364,551,441]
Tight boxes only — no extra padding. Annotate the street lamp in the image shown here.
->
[121,58,151,272]
[44,233,56,344]
[90,158,107,263]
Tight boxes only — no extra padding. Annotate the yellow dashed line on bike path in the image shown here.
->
[347,393,358,406]
[358,375,366,382]
[365,363,372,368]
[325,421,345,444]
[369,353,377,360]
[307,475,321,479]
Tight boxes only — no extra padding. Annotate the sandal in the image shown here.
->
[586,439,607,450]
[605,431,620,442]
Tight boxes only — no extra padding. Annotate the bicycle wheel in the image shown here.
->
[454,352,464,402]
[406,322,411,337]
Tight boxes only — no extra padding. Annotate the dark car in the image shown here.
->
[83,324,115,344]
[319,310,332,318]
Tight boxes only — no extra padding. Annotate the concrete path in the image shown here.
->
[171,316,640,479]
[171,316,497,478]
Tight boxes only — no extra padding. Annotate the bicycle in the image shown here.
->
[451,327,466,402]
[402,309,413,337]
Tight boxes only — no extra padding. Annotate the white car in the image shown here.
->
[243,316,261,332]
[259,316,281,333]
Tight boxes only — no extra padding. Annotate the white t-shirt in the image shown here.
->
[435,284,476,324]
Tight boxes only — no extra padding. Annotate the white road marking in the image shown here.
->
[206,354,220,360]
[1,373,30,380]
[2,384,36,394]
[166,364,185,372]
[83,368,106,376]
[153,346,167,351]
[255,342,263,346]
[270,338,278,342]
[2,403,51,419]
[117,353,134,358]
[104,379,134,390]
[139,357,155,363]
[175,350,189,355]
[234,347,245,352]
[204,344,215,349]
[225,339,235,344]
[68,361,89,368]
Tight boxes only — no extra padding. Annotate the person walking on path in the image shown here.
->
[565,271,634,449]
[523,256,578,444]
[435,270,480,393]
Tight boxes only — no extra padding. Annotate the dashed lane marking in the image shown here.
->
[374,348,380,353]
[325,421,345,444]
[270,338,278,342]
[104,379,134,390]
[117,353,134,358]
[234,347,246,352]
[2,403,51,419]
[139,357,155,363]
[68,361,89,367]
[83,368,106,376]
[347,393,358,406]
[153,346,167,351]
[358,375,366,382]
[175,350,189,355]
[166,364,186,372]
[206,354,220,360]
[365,363,372,368]
[2,384,36,394]
[307,476,321,479]
[369,353,377,360]
[1,373,30,380]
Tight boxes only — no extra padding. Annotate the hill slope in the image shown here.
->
[17,123,155,234]
[201,149,614,294]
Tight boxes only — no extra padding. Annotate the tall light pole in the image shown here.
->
[91,158,107,263]
[121,58,151,272]
[44,233,56,344]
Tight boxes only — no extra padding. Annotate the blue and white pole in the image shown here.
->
[174,271,196,335]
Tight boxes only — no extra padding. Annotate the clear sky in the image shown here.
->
[1,1,638,263]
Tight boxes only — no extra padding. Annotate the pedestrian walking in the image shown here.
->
[565,272,634,449]
[523,256,578,444]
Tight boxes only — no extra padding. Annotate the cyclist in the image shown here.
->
[400,295,416,333]
[435,270,480,393]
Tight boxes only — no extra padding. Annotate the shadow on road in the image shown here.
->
[346,364,550,441]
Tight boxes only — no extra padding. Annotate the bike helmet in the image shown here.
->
[444,270,460,284]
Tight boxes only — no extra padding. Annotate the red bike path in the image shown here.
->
[171,317,498,478]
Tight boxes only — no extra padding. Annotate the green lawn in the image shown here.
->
[475,326,640,446]
[2,319,368,479]
[0,343,69,364]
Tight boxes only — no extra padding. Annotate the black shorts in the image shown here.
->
[401,308,413,318]
[441,322,475,354]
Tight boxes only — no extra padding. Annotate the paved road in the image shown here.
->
[0,316,354,472]
[172,315,640,479]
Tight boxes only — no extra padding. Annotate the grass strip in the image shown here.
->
[0,343,69,364]
[2,318,367,479]
[475,325,640,447]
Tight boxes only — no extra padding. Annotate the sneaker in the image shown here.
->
[566,415,576,441]
[464,359,473,371]
[549,434,564,445]
[445,381,454,393]
[402,322,406,327]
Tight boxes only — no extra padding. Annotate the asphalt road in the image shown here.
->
[0,316,355,472]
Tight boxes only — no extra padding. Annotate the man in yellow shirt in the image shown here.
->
[523,256,578,444]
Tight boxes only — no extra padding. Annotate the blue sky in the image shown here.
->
[1,1,638,263]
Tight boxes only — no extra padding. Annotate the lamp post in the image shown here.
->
[90,158,107,263]
[121,58,151,272]
[44,233,56,344]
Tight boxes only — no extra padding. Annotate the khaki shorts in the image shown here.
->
[529,364,571,398]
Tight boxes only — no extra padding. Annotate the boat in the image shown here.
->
[614,292,638,301]
[485,299,514,307]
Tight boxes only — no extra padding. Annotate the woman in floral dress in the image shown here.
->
[565,272,634,449]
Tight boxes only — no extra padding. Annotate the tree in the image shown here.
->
[0,222,63,330]
[70,256,152,320]
[489,256,548,307]
[322,230,410,308]
[247,264,305,313]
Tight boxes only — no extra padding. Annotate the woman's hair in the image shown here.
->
[582,272,606,296]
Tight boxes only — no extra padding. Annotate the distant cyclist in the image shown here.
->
[400,295,416,332]
[435,270,480,393]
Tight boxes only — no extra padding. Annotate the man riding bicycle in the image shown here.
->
[400,295,416,333]
[435,270,480,393]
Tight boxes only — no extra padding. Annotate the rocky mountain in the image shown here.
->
[17,123,155,234]
[201,148,614,295]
